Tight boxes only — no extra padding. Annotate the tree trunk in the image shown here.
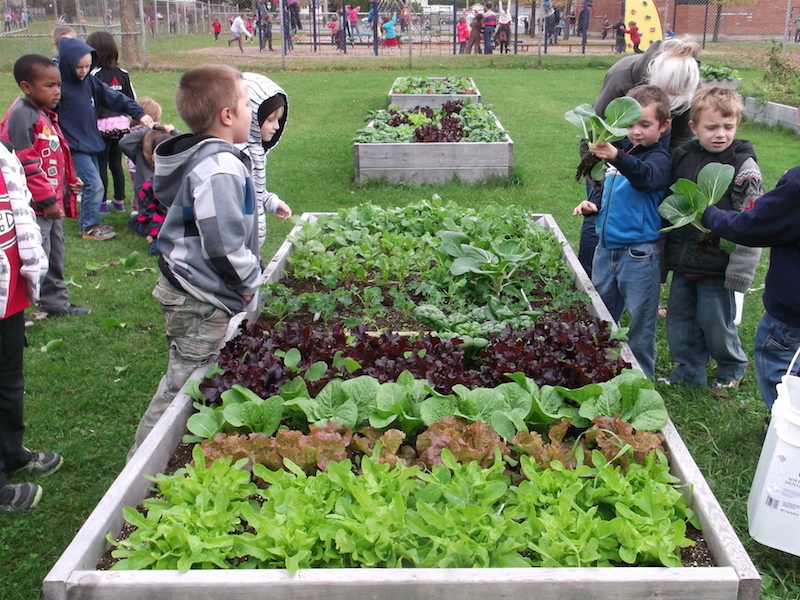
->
[121,0,141,65]
[563,0,572,40]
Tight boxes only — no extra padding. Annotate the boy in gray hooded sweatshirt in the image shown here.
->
[127,64,262,459]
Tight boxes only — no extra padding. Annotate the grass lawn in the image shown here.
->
[1,62,799,599]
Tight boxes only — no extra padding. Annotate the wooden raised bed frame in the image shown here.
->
[388,76,481,109]
[354,118,513,185]
[44,214,760,600]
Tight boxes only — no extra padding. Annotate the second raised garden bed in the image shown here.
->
[354,102,513,184]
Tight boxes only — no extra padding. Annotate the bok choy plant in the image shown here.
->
[658,163,736,253]
[565,97,642,181]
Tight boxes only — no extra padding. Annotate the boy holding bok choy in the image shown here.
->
[572,85,672,378]
[659,86,763,391]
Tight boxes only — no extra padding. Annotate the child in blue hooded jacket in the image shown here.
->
[572,85,672,378]
[55,36,153,240]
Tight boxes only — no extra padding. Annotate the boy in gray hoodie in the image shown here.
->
[127,64,262,459]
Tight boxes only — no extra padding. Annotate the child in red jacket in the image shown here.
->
[623,21,642,54]
[0,54,86,319]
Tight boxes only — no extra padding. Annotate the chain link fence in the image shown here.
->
[1,0,798,70]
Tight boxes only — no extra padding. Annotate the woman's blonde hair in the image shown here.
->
[646,36,701,117]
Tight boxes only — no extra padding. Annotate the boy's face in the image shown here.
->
[260,106,284,142]
[21,65,61,110]
[231,80,252,144]
[690,108,738,154]
[74,52,92,80]
[627,103,669,148]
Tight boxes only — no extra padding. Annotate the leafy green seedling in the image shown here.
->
[658,163,736,253]
[565,96,642,180]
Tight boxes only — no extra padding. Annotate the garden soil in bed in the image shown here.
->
[96,442,717,571]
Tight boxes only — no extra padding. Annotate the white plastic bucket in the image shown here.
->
[747,347,800,556]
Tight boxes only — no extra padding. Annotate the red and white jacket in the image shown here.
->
[0,97,79,218]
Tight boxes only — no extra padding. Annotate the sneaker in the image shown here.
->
[0,483,42,513]
[712,379,741,390]
[81,226,116,241]
[11,449,63,476]
[112,200,125,211]
[24,315,34,328]
[657,377,673,386]
[48,304,90,317]
[30,310,49,321]
[99,202,109,214]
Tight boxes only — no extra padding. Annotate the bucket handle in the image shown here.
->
[786,345,800,378]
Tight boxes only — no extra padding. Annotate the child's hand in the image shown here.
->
[275,201,292,220]
[69,178,84,194]
[163,124,175,133]
[42,203,62,220]
[589,141,618,161]
[140,115,155,128]
[572,200,598,217]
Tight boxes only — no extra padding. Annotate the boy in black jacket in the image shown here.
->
[663,86,764,390]
[702,105,800,409]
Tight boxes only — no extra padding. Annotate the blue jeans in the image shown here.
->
[72,151,104,231]
[665,275,748,387]
[578,213,598,278]
[483,25,495,53]
[592,241,660,377]
[754,311,800,410]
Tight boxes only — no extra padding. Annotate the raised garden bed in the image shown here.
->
[44,211,760,600]
[742,97,798,132]
[354,103,513,184]
[388,76,481,109]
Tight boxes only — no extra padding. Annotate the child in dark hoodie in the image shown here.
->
[55,36,153,240]
[126,64,262,460]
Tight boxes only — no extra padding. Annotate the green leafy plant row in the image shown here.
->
[263,198,582,328]
[108,445,697,572]
[186,368,668,444]
[391,76,478,95]
[353,102,507,143]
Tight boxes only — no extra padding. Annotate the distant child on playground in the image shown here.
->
[327,15,343,50]
[572,85,672,377]
[260,15,273,51]
[241,72,292,249]
[457,16,469,53]
[55,36,153,240]
[127,64,263,459]
[662,86,763,390]
[0,54,86,319]
[228,13,250,53]
[623,21,642,54]
[381,12,398,53]
[87,31,137,214]
[212,17,221,40]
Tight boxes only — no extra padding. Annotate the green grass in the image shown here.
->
[1,62,800,599]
